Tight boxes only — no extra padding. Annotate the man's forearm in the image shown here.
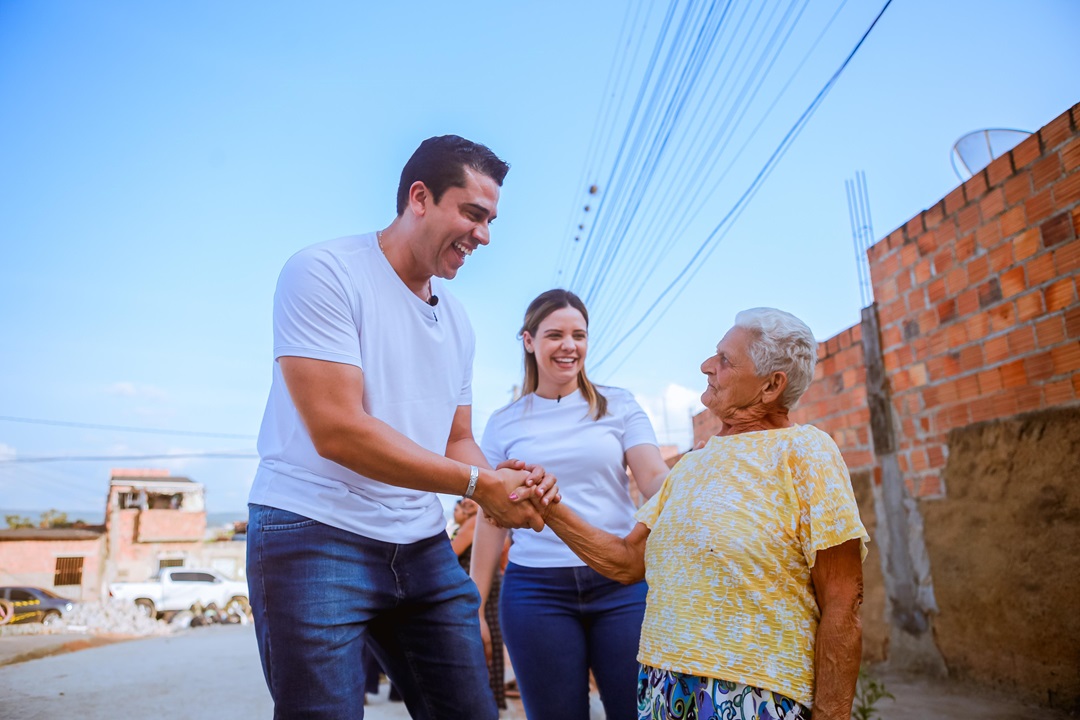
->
[317,413,476,495]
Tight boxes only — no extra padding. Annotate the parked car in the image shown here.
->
[108,568,250,619]
[0,586,76,626]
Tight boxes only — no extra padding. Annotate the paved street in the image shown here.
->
[0,625,1073,719]
[0,625,532,720]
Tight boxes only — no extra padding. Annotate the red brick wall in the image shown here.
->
[694,102,1080,501]
[866,102,1080,498]
[790,324,874,473]
[135,509,206,542]
[0,537,105,601]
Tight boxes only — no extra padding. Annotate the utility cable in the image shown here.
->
[0,414,257,440]
[592,0,894,373]
[0,451,258,464]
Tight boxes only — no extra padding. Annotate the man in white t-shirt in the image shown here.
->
[247,135,558,720]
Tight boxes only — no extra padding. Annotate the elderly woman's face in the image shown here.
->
[700,326,765,418]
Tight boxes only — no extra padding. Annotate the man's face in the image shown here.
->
[419,166,500,280]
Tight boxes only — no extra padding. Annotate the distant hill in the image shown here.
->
[1,508,105,526]
[206,511,247,528]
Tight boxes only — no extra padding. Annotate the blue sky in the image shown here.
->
[1,0,1078,517]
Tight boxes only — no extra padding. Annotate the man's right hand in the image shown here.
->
[473,466,546,531]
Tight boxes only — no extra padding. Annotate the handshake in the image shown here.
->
[471,458,561,532]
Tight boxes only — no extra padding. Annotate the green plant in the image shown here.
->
[852,667,894,720]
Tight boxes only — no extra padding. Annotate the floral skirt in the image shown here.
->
[637,665,810,720]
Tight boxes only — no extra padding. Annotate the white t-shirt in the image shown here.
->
[249,232,475,543]
[481,387,658,567]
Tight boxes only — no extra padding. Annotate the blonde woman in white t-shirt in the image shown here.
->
[471,289,670,720]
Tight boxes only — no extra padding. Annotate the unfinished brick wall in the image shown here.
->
[865,103,1080,498]
[789,324,873,473]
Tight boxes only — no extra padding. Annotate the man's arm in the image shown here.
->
[445,404,558,529]
[810,538,864,720]
[279,355,544,529]
[543,502,650,584]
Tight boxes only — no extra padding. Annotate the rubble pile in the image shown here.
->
[66,599,173,636]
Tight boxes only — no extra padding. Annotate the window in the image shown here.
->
[158,558,184,572]
[54,557,84,586]
[171,572,215,583]
[118,490,146,509]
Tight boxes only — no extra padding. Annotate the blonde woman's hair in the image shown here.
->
[519,289,607,420]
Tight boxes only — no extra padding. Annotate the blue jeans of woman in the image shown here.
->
[247,503,497,720]
[500,561,648,720]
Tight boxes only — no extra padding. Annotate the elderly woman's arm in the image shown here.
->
[544,502,650,584]
[810,537,864,720]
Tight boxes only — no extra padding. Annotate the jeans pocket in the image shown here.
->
[256,505,320,532]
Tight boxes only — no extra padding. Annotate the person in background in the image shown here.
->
[450,497,507,710]
[538,308,868,720]
[246,135,558,720]
[471,288,670,720]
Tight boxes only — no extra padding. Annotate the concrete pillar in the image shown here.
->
[861,304,947,675]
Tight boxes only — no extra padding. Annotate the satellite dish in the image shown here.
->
[951,128,1031,180]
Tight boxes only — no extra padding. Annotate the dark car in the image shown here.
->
[0,586,76,626]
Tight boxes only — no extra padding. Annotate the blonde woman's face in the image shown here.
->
[523,307,588,394]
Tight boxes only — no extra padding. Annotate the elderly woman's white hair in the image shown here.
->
[733,308,817,409]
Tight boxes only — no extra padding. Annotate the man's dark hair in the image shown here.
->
[396,135,510,215]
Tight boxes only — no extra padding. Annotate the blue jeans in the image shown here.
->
[247,504,497,720]
[500,562,647,720]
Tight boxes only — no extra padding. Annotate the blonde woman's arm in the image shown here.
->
[625,444,669,500]
[469,515,509,661]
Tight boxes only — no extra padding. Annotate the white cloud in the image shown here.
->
[107,382,137,397]
[0,443,16,461]
[106,382,169,402]
[634,383,705,450]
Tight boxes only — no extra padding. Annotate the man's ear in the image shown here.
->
[407,181,431,216]
[761,371,788,405]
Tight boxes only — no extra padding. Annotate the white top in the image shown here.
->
[481,387,658,567]
[249,233,475,543]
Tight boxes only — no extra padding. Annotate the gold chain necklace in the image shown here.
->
[377,230,433,303]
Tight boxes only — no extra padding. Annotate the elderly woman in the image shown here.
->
[541,307,868,720]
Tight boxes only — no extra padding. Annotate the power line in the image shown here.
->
[589,0,812,347]
[0,451,257,465]
[0,415,257,440]
[592,0,894,372]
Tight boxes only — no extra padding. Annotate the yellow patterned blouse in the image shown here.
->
[634,424,869,708]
